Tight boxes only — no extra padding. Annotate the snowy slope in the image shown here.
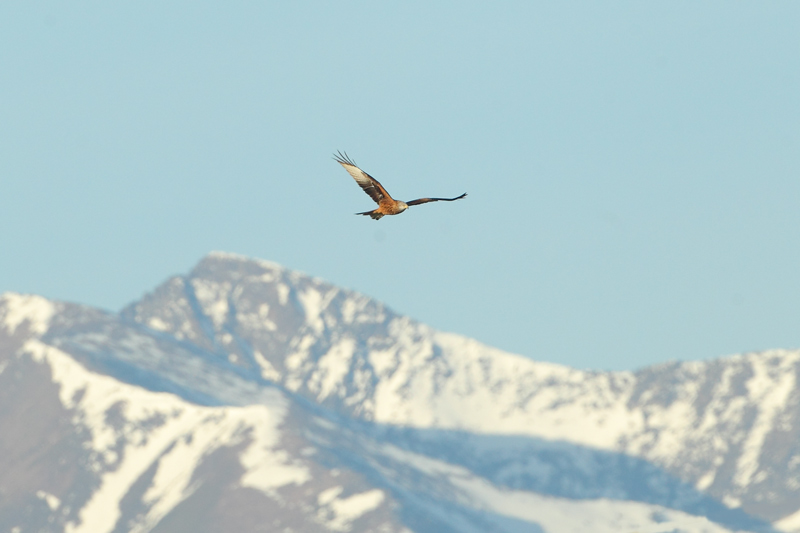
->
[1,292,753,533]
[120,253,800,527]
[0,253,794,532]
[0,328,753,533]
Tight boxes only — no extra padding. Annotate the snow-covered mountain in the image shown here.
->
[1,251,796,532]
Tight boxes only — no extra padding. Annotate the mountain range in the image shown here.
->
[1,251,798,533]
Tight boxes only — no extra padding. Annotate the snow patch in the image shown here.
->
[36,490,61,511]
[238,405,311,493]
[722,495,741,508]
[258,303,276,328]
[147,317,170,331]
[276,284,290,306]
[308,338,356,401]
[368,348,397,377]
[340,298,359,324]
[190,279,230,328]
[253,350,281,381]
[297,287,338,333]
[236,303,278,332]
[317,488,385,531]
[339,295,377,325]
[696,471,716,491]
[285,335,316,372]
[1,293,55,335]
[318,485,343,505]
[299,288,323,322]
[776,507,800,532]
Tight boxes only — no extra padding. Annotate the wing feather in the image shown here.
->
[333,151,393,204]
[406,192,467,206]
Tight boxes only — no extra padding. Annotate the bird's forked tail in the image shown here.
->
[356,210,384,220]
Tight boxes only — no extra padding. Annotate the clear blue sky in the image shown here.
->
[2,2,799,371]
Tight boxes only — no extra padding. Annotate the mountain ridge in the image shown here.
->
[1,252,797,532]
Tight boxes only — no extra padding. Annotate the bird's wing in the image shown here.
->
[406,192,468,206]
[334,151,393,204]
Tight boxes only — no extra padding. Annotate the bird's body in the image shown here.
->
[334,151,466,220]
[362,199,410,219]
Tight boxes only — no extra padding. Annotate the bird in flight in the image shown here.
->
[334,151,467,220]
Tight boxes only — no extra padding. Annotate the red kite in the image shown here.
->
[334,151,467,220]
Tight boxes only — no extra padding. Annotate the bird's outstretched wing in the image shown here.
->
[333,151,393,204]
[406,192,468,206]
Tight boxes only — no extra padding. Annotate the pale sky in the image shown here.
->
[2,2,799,370]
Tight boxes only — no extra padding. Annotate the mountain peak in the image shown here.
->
[202,250,287,274]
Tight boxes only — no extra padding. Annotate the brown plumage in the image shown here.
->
[334,151,467,220]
